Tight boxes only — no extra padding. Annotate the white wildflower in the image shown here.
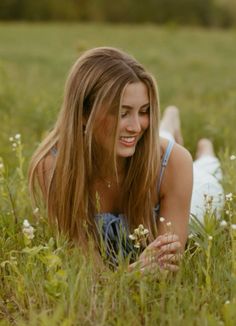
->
[225,300,230,305]
[22,219,35,240]
[129,224,149,249]
[225,193,233,201]
[231,224,236,230]
[9,137,14,142]
[15,133,21,140]
[134,228,140,235]
[159,217,165,223]
[132,224,148,237]
[230,155,236,161]
[129,234,136,241]
[208,235,213,241]
[220,220,227,227]
[0,163,4,170]
[188,233,194,239]
[23,219,30,228]
[12,143,17,148]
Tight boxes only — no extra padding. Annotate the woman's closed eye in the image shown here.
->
[139,107,149,115]
[120,107,149,118]
[121,110,128,118]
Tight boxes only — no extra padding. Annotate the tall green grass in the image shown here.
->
[0,23,236,325]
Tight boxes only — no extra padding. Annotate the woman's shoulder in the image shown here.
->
[160,137,192,166]
[159,138,193,194]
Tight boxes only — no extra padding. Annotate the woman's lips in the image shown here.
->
[119,136,137,147]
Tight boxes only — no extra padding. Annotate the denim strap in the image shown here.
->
[157,140,175,196]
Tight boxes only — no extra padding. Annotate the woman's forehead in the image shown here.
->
[121,82,149,107]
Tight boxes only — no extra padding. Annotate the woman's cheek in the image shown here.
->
[142,115,150,131]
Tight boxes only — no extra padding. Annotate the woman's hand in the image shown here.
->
[129,233,182,273]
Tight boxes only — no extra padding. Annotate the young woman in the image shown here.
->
[29,47,223,272]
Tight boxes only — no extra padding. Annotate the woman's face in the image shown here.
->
[95,81,150,159]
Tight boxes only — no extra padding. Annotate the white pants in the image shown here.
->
[160,131,224,223]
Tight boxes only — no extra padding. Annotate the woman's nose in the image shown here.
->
[126,115,142,133]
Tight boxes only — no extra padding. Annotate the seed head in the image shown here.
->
[220,220,227,227]
[225,193,233,202]
[231,224,236,230]
[129,224,149,249]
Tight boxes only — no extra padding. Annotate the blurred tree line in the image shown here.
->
[0,0,236,27]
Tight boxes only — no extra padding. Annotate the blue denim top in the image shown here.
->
[51,140,175,266]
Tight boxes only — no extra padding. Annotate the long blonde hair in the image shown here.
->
[29,47,161,244]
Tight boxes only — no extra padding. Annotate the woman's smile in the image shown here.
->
[119,136,137,146]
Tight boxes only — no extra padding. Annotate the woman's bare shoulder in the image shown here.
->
[160,138,193,194]
[160,137,192,166]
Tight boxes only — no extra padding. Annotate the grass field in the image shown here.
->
[0,23,236,325]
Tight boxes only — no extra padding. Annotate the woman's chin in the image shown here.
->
[116,147,136,158]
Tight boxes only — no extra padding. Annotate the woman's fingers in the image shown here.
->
[143,239,181,259]
[158,253,182,264]
[139,234,181,263]
[158,241,181,256]
[133,252,181,273]
[140,262,179,274]
[137,233,182,273]
[153,234,180,248]
[139,251,181,271]
[159,263,179,272]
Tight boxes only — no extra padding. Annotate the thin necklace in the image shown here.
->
[104,179,112,188]
[98,172,123,189]
[98,176,112,188]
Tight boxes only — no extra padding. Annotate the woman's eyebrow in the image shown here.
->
[121,103,150,109]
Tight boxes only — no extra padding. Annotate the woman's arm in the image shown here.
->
[157,142,193,250]
[129,143,193,273]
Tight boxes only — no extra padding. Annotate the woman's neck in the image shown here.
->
[95,157,127,179]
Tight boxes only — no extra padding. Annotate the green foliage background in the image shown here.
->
[0,0,236,27]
